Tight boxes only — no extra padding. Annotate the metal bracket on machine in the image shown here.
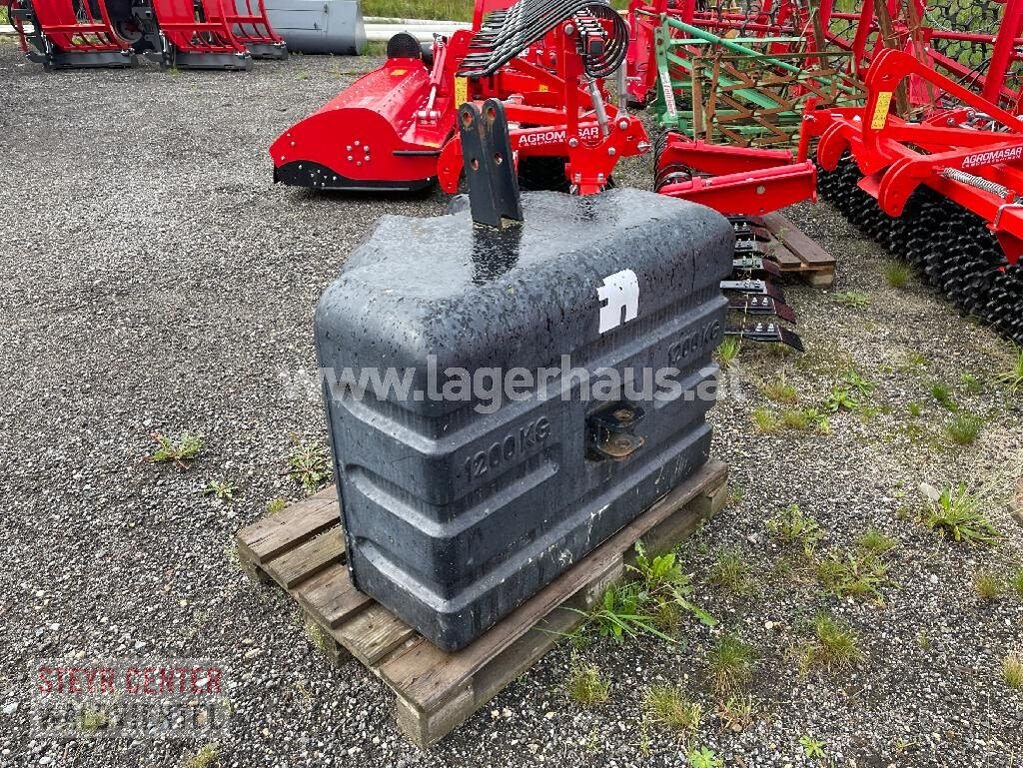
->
[459,99,524,229]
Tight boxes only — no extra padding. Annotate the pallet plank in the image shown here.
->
[382,460,728,713]
[763,212,836,265]
[335,603,416,667]
[296,563,371,628]
[236,487,339,565]
[265,528,346,590]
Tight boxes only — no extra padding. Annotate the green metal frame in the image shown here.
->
[651,15,863,145]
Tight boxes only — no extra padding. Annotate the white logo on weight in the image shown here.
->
[597,269,640,334]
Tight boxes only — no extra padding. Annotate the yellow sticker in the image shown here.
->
[454,76,468,106]
[538,84,549,92]
[871,91,893,129]
[390,68,407,76]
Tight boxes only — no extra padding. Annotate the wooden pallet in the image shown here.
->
[761,211,836,288]
[235,459,729,748]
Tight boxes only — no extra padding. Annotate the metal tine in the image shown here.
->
[732,256,782,277]
[727,294,797,324]
[458,0,612,76]
[726,323,804,352]
[720,279,787,304]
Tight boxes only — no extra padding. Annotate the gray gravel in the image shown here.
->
[2,41,1022,768]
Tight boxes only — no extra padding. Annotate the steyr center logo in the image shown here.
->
[598,269,640,333]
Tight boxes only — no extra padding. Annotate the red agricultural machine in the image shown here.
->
[270,0,807,347]
[270,0,647,194]
[7,0,286,69]
[807,0,1023,343]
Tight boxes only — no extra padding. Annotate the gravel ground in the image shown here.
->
[2,42,1022,768]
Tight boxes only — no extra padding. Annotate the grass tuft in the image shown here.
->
[1013,568,1023,599]
[707,634,757,694]
[974,569,1004,601]
[717,337,741,368]
[883,262,912,288]
[708,549,751,593]
[961,373,983,395]
[856,528,898,557]
[266,497,288,515]
[752,408,780,434]
[1004,654,1023,689]
[764,375,799,404]
[995,346,1023,393]
[566,663,611,707]
[921,483,1000,546]
[643,684,701,736]
[930,383,957,411]
[945,413,983,445]
[797,614,863,672]
[717,694,754,732]
[780,409,812,431]
[908,402,923,418]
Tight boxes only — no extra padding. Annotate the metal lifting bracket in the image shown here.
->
[459,99,524,229]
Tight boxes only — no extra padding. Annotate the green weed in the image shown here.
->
[825,387,859,413]
[288,439,332,493]
[921,483,1000,546]
[816,550,888,600]
[79,707,109,733]
[856,528,898,557]
[184,745,220,768]
[843,369,875,397]
[717,694,754,732]
[203,479,237,502]
[1013,568,1023,599]
[766,504,823,556]
[149,431,203,470]
[834,290,871,308]
[687,746,724,768]
[800,734,827,759]
[780,409,812,431]
[908,402,923,418]
[267,497,288,515]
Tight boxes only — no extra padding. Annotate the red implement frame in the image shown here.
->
[808,47,1023,262]
[655,135,817,215]
[16,0,136,68]
[437,21,648,196]
[149,0,251,69]
[225,0,287,58]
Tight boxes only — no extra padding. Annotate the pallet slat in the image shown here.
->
[236,459,729,748]
[236,487,338,565]
[761,211,836,287]
[265,528,346,589]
